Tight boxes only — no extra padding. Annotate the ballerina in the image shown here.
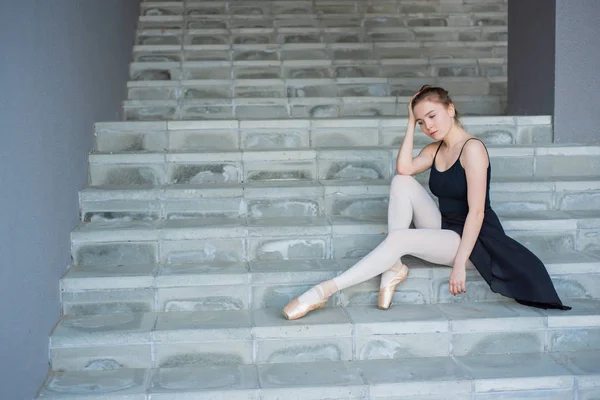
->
[282,85,570,320]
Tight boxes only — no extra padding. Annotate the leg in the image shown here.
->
[379,175,441,306]
[283,228,463,320]
[387,174,441,231]
[282,176,448,320]
[333,228,461,291]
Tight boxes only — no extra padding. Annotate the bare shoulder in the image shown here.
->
[460,138,489,169]
[420,141,442,157]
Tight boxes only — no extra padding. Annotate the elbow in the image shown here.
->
[469,209,485,223]
[396,165,412,176]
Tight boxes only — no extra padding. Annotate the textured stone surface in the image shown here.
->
[256,338,353,363]
[362,356,471,397]
[79,178,600,222]
[160,238,245,264]
[257,361,366,399]
[95,116,553,150]
[59,261,600,315]
[68,212,600,271]
[50,344,152,371]
[90,146,600,189]
[51,313,156,347]
[457,353,574,392]
[357,332,450,360]
[157,285,250,312]
[35,1,600,398]
[155,340,253,367]
[38,354,600,399]
[38,369,149,399]
[73,242,157,266]
[61,288,155,316]
[149,365,258,399]
[48,300,600,371]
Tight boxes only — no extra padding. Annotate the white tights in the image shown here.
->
[298,175,471,303]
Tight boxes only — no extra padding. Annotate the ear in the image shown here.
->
[448,104,456,118]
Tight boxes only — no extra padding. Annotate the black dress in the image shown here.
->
[428,138,570,310]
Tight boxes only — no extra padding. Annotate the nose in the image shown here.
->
[425,121,434,130]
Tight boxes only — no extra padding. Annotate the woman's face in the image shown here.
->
[413,100,455,140]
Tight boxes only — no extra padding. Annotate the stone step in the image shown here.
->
[132,41,508,64]
[96,116,543,153]
[69,211,600,267]
[59,254,600,315]
[47,301,599,371]
[79,176,600,222]
[130,57,506,80]
[137,0,508,17]
[122,94,506,120]
[138,1,507,18]
[87,145,600,186]
[36,351,600,399]
[136,11,507,29]
[126,76,506,101]
[135,26,507,48]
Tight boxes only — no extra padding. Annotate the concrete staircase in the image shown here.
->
[125,0,509,120]
[37,1,600,399]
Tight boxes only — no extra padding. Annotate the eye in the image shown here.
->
[417,121,423,125]
[429,114,436,118]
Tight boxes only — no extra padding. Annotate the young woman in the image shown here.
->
[282,85,570,320]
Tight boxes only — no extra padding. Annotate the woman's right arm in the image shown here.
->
[396,120,437,176]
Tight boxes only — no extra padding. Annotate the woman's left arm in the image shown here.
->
[449,139,489,296]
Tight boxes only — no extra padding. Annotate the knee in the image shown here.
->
[391,174,417,193]
[386,229,407,243]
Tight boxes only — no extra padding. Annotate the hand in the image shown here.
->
[449,265,467,296]
[408,92,419,125]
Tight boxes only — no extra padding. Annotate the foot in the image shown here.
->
[378,263,409,310]
[282,280,338,320]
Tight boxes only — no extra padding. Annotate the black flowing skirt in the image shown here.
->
[442,210,571,310]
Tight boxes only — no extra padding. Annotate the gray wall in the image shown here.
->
[0,1,140,398]
[507,0,556,116]
[554,0,600,143]
[508,0,600,144]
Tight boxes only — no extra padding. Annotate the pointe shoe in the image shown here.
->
[282,297,328,320]
[282,281,336,320]
[378,264,409,310]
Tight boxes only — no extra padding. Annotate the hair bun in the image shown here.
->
[419,84,433,91]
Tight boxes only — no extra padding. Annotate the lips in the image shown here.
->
[430,130,438,136]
